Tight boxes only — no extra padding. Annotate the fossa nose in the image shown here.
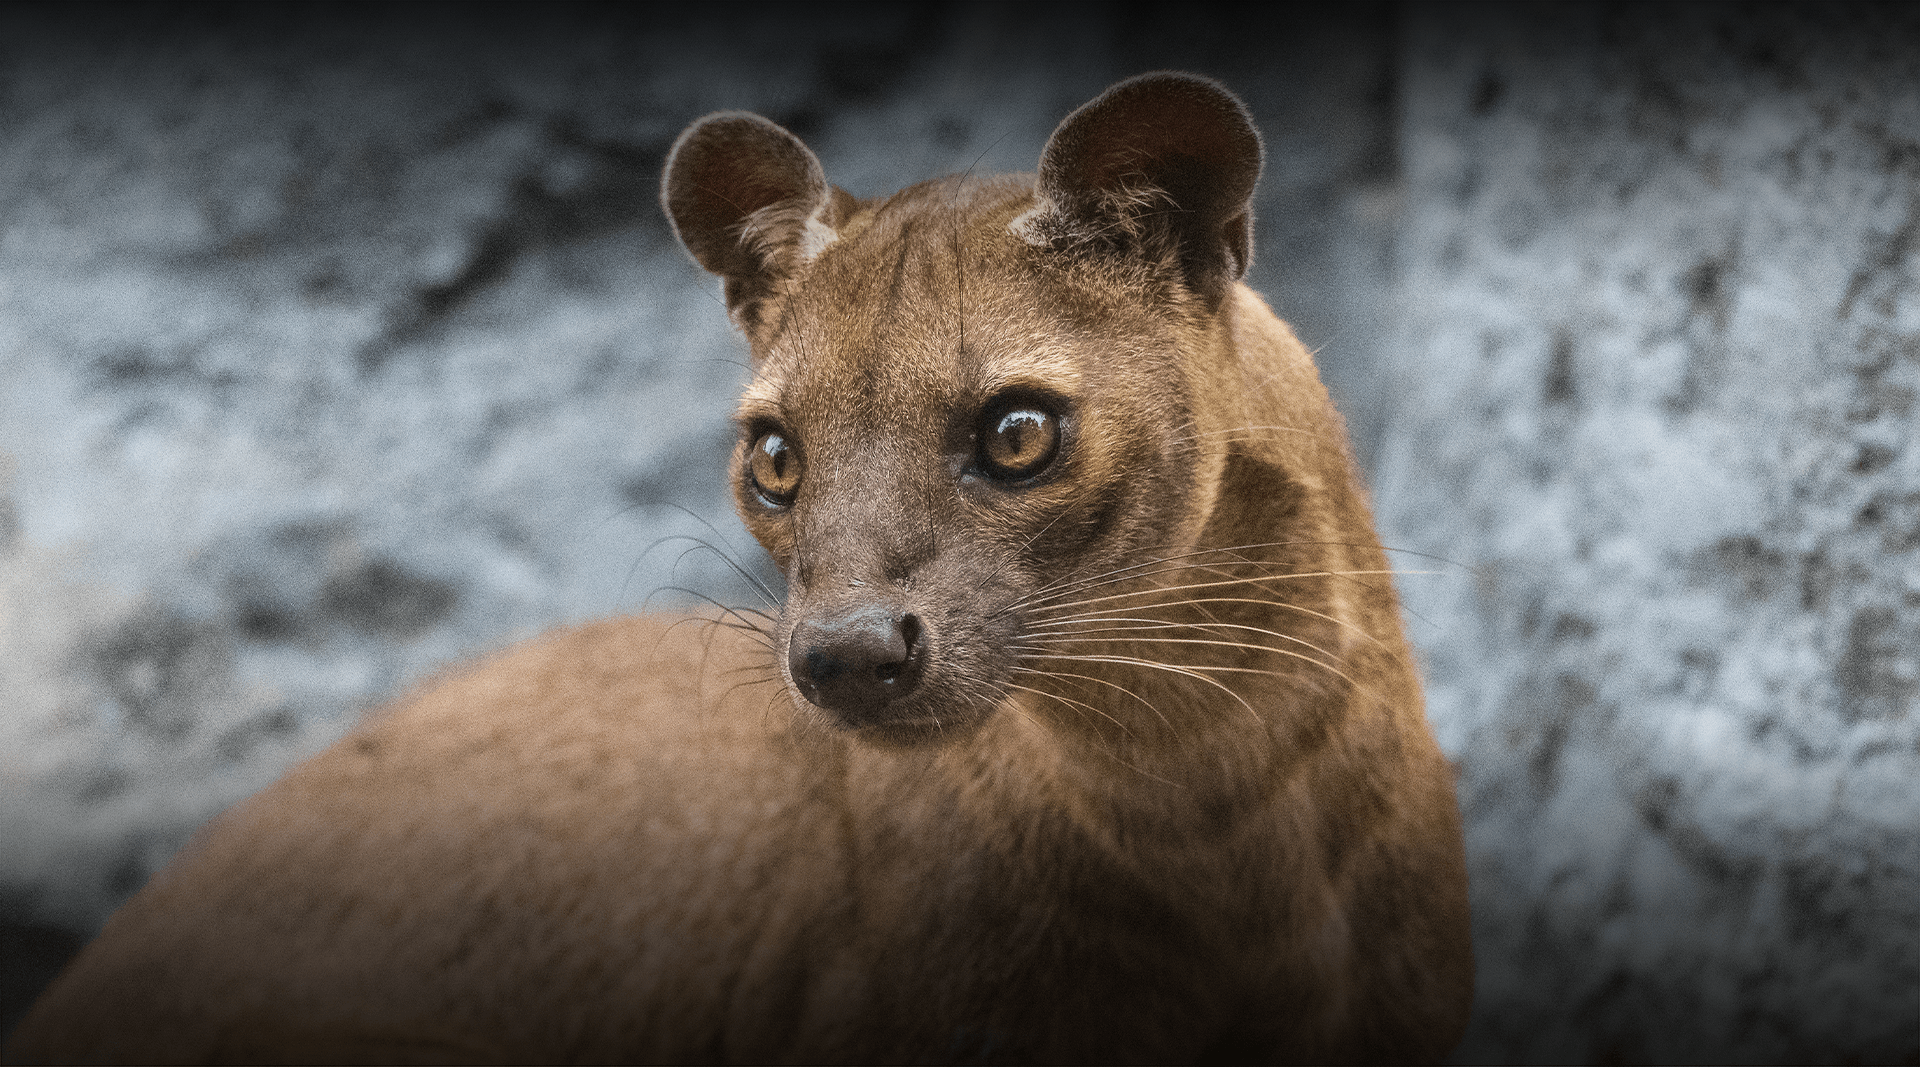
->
[788,606,925,720]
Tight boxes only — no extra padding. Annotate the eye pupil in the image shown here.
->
[981,405,1060,481]
[749,431,801,505]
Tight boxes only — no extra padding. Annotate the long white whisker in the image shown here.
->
[1013,651,1264,726]
[1002,676,1136,735]
[1026,569,1432,620]
[1024,599,1381,648]
[1018,634,1362,692]
[1000,682,1181,787]
[1006,538,1434,616]
[1009,663,1169,732]
[1023,615,1351,661]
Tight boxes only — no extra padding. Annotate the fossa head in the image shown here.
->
[663,73,1266,744]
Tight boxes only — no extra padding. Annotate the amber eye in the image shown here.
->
[748,431,802,506]
[978,403,1061,482]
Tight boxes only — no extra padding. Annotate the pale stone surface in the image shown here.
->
[1376,5,1920,1061]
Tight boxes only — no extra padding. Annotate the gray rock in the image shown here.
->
[1377,4,1920,1061]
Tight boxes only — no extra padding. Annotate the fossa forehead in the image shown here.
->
[741,316,1082,427]
[744,197,1085,411]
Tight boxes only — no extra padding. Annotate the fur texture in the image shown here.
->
[7,73,1472,1065]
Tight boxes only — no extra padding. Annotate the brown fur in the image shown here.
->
[7,73,1471,1064]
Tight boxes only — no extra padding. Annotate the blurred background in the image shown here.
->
[2,2,1916,1060]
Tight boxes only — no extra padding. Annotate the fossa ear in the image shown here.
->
[1016,72,1263,305]
[661,112,843,329]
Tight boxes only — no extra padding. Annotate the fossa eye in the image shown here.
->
[748,430,802,506]
[978,401,1061,482]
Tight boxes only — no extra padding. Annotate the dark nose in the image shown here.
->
[788,607,924,718]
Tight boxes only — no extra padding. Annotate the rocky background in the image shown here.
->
[1,3,1913,1060]
[1380,5,1920,1060]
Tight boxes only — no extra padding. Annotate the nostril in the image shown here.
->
[873,614,920,684]
[804,648,841,684]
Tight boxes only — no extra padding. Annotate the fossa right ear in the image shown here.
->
[1016,72,1263,307]
[661,112,842,329]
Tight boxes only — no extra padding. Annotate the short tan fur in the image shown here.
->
[8,73,1471,1064]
